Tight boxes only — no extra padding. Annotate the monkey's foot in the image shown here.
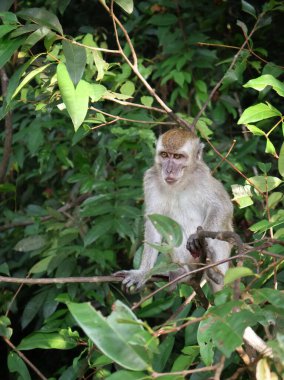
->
[186,233,203,258]
[114,269,148,293]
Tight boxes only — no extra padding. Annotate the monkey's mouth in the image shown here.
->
[165,177,177,184]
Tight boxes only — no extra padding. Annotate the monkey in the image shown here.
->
[120,128,233,293]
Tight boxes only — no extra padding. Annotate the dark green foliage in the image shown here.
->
[0,0,284,379]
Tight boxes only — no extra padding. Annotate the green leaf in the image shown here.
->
[231,184,253,208]
[148,214,183,247]
[0,316,12,338]
[241,0,256,17]
[244,74,284,97]
[141,96,153,107]
[265,138,276,156]
[245,124,266,136]
[67,301,150,371]
[62,40,87,86]
[12,63,51,99]
[57,63,89,131]
[17,7,63,35]
[0,24,17,38]
[114,0,134,14]
[238,103,281,124]
[89,84,107,102]
[251,288,284,308]
[10,24,39,38]
[120,81,135,96]
[8,352,31,380]
[18,331,77,350]
[106,370,146,380]
[0,36,25,69]
[84,219,113,247]
[278,142,284,178]
[247,175,282,192]
[23,26,50,50]
[14,235,47,252]
[268,192,283,209]
[29,256,53,274]
[249,218,284,233]
[224,267,254,285]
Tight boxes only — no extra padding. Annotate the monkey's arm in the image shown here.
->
[120,218,161,291]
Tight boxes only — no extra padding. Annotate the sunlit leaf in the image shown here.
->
[224,267,254,285]
[67,301,150,371]
[244,74,284,97]
[12,63,50,99]
[231,184,253,208]
[265,138,276,156]
[148,214,183,247]
[89,84,107,102]
[57,63,89,130]
[18,331,78,350]
[247,175,282,192]
[120,81,135,96]
[245,124,265,136]
[238,103,281,124]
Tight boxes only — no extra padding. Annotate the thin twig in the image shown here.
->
[90,106,174,125]
[105,97,167,113]
[192,13,264,128]
[211,139,236,175]
[214,355,226,380]
[152,365,218,378]
[0,275,122,285]
[3,336,48,380]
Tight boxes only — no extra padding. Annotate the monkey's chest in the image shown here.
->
[161,191,205,234]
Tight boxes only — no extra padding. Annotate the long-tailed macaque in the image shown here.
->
[122,129,233,292]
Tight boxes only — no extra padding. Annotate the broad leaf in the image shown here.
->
[114,0,134,14]
[0,24,17,38]
[17,7,63,35]
[18,331,78,350]
[0,36,24,69]
[84,219,113,247]
[67,301,150,371]
[120,81,135,96]
[148,214,183,247]
[62,40,87,86]
[89,84,107,102]
[8,352,31,380]
[57,63,89,130]
[12,63,51,99]
[224,267,254,285]
[238,103,281,124]
[247,175,282,192]
[244,74,284,97]
[231,184,253,208]
[245,124,265,136]
[14,235,47,252]
[278,142,284,178]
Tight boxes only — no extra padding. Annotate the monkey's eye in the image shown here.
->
[173,154,183,159]
[160,152,168,158]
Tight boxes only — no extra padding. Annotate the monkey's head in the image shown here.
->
[155,129,204,185]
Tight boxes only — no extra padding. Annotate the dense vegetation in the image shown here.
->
[0,0,284,379]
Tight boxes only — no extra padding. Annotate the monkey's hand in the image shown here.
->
[186,233,202,259]
[114,269,148,292]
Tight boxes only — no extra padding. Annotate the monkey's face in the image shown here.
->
[157,150,189,185]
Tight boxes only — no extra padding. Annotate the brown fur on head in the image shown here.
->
[161,129,197,152]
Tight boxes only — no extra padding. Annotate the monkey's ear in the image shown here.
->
[197,142,204,160]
